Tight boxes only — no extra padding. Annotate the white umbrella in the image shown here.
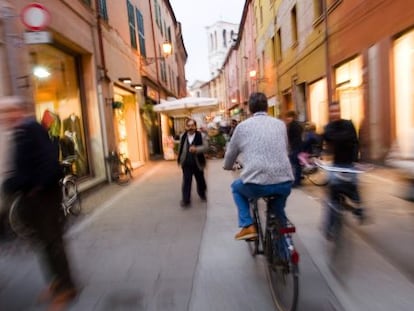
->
[153,97,219,117]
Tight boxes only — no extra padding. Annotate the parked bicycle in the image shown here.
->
[247,195,299,311]
[60,155,81,216]
[106,150,133,185]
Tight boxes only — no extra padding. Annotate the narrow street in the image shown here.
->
[0,160,413,311]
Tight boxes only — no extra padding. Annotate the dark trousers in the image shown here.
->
[20,183,75,293]
[289,151,302,186]
[181,164,206,203]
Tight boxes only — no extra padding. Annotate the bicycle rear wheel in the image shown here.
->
[62,178,81,216]
[265,231,299,311]
[307,167,329,186]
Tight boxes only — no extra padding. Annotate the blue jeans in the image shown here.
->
[231,179,292,227]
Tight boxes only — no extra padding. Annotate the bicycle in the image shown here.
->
[60,155,82,216]
[106,151,133,185]
[247,196,300,311]
[315,159,373,262]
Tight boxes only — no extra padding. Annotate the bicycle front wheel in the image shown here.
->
[265,231,299,311]
[62,178,81,216]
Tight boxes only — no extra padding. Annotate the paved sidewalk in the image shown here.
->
[1,159,413,310]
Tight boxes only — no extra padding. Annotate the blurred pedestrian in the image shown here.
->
[298,122,321,171]
[285,110,303,187]
[0,97,78,310]
[228,119,238,140]
[177,118,208,207]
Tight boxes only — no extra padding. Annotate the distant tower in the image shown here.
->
[206,21,239,78]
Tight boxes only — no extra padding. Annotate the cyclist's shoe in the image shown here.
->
[235,225,257,240]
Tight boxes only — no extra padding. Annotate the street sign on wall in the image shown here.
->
[20,3,51,31]
[23,31,52,44]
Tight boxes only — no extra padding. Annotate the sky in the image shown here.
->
[169,0,245,86]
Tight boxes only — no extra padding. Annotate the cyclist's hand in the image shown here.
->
[232,162,243,171]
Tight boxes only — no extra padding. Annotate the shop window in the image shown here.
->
[309,78,328,133]
[393,30,414,154]
[30,45,89,178]
[291,5,298,45]
[335,55,364,133]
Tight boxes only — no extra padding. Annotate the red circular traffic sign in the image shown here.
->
[20,3,51,31]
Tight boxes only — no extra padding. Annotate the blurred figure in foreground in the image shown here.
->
[223,92,293,240]
[285,110,303,187]
[0,97,78,310]
[177,118,208,207]
[322,101,363,237]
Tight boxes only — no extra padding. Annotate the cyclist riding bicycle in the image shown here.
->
[323,101,364,237]
[223,92,294,240]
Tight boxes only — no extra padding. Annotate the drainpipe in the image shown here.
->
[148,0,163,156]
[323,0,333,109]
[94,0,111,180]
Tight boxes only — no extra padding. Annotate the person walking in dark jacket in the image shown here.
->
[177,118,208,207]
[285,110,303,187]
[0,97,78,310]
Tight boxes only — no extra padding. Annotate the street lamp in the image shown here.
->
[141,41,172,66]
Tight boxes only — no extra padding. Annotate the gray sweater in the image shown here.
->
[223,112,294,185]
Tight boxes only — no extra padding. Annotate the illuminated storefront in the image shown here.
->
[112,87,143,168]
[308,78,328,133]
[393,30,414,156]
[30,44,89,177]
[335,56,364,133]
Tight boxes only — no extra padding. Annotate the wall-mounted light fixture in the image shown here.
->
[142,41,173,66]
[131,84,143,90]
[118,77,132,84]
[33,66,51,78]
[249,70,267,83]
